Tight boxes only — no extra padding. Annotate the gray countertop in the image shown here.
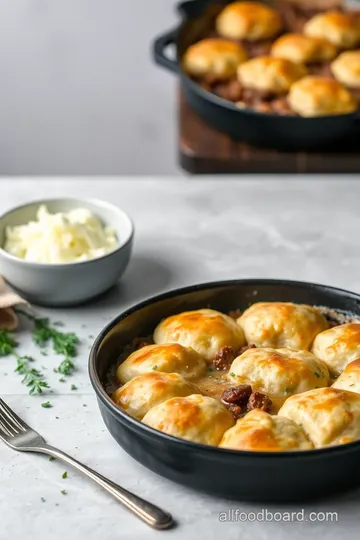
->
[0,0,180,175]
[1,177,360,540]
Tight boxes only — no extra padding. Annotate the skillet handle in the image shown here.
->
[152,28,179,74]
[177,0,213,18]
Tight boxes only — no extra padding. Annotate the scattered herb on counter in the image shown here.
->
[41,497,46,503]
[0,331,18,356]
[58,359,75,376]
[59,378,66,383]
[49,456,55,462]
[16,309,80,375]
[62,472,68,479]
[41,401,52,408]
[61,490,67,495]
[71,384,78,391]
[15,356,49,395]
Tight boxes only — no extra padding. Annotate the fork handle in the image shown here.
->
[38,445,173,530]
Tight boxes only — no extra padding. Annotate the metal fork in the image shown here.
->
[0,398,173,530]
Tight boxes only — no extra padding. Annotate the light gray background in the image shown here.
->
[0,0,180,175]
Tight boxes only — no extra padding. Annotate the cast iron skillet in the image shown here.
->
[90,279,360,502]
[152,0,360,150]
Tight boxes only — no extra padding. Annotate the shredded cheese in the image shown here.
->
[4,205,119,264]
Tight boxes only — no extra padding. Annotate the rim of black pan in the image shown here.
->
[89,278,360,459]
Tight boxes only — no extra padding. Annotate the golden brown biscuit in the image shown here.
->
[332,359,360,394]
[112,371,198,420]
[154,309,245,363]
[219,409,314,451]
[238,302,328,349]
[271,33,338,64]
[288,76,357,117]
[216,1,282,41]
[278,387,360,447]
[142,394,234,445]
[182,38,247,81]
[311,323,360,376]
[116,343,207,384]
[237,56,307,94]
[304,12,360,49]
[331,50,360,88]
[228,347,329,409]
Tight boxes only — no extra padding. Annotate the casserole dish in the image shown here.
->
[90,279,360,502]
[152,0,360,150]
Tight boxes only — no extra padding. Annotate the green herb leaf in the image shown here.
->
[70,384,78,391]
[0,330,18,356]
[58,359,75,376]
[152,365,158,371]
[41,401,52,408]
[49,456,55,462]
[15,357,49,396]
[230,372,236,377]
[314,372,321,378]
[60,490,67,495]
[62,472,68,479]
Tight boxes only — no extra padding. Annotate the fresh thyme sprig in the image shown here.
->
[0,330,49,395]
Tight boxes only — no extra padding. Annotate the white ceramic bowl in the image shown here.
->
[0,198,134,307]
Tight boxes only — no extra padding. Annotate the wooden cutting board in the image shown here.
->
[179,90,360,174]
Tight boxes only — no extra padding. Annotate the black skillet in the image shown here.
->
[152,0,360,150]
[90,279,360,502]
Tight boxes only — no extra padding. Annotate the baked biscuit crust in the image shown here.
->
[112,371,199,420]
[216,1,282,41]
[271,33,338,64]
[304,11,360,49]
[331,50,360,89]
[238,302,328,349]
[312,323,360,376]
[237,56,307,93]
[228,347,330,409]
[219,409,314,451]
[182,38,247,81]
[116,343,207,383]
[154,309,245,362]
[142,394,234,445]
[278,387,360,447]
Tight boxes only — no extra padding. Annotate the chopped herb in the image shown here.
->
[59,378,66,383]
[49,456,55,462]
[15,357,49,395]
[41,401,52,408]
[152,365,158,370]
[284,387,290,394]
[41,497,46,503]
[230,372,235,377]
[58,359,75,376]
[60,490,67,495]
[314,372,321,378]
[0,330,18,356]
[83,404,87,407]
[62,472,68,479]
[16,310,79,375]
[350,384,355,387]
[88,335,94,339]
[70,384,78,391]
[208,367,214,373]
[53,368,58,373]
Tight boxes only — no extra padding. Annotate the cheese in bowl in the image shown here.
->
[4,205,119,264]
